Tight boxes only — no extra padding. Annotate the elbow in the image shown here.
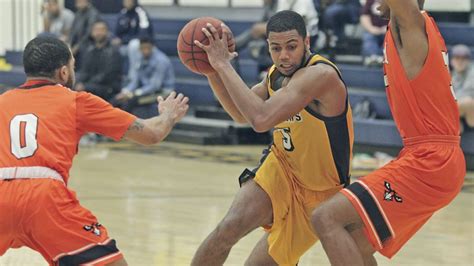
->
[233,115,248,124]
[148,132,165,145]
[250,115,271,133]
[138,132,164,146]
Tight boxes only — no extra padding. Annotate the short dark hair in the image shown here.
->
[139,36,154,45]
[266,10,307,39]
[23,37,71,78]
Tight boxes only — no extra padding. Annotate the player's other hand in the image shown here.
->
[157,91,189,124]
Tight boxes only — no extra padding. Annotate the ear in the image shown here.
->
[305,36,311,50]
[58,65,69,83]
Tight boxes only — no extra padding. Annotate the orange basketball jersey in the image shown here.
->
[0,80,136,184]
[383,12,460,138]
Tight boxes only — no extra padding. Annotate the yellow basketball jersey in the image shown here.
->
[266,54,354,191]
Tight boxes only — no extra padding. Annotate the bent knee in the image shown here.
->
[311,205,337,234]
[215,215,249,244]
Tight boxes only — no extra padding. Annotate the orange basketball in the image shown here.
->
[177,17,235,75]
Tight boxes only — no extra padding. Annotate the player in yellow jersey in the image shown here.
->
[191,11,354,265]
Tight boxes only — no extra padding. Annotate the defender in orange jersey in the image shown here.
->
[0,37,189,266]
[311,0,466,265]
[191,11,353,266]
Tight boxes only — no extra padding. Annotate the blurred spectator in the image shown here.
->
[360,0,387,67]
[319,0,361,49]
[112,0,153,74]
[234,0,277,73]
[451,44,474,131]
[41,0,75,41]
[235,0,276,50]
[75,21,122,102]
[113,37,175,113]
[277,0,319,46]
[112,0,153,48]
[235,0,319,74]
[69,0,99,59]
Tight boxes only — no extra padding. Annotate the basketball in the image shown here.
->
[177,17,235,75]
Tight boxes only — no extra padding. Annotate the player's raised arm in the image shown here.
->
[382,0,428,79]
[383,0,424,27]
[123,92,189,145]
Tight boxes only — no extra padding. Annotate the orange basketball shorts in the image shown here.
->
[341,136,465,258]
[0,178,123,265]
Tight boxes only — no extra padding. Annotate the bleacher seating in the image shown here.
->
[1,12,473,160]
[438,23,474,46]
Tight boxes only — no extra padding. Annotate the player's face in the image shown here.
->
[267,30,309,76]
[91,23,108,44]
[377,0,390,20]
[140,43,154,59]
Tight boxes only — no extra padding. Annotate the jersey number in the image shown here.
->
[10,114,38,159]
[276,127,294,152]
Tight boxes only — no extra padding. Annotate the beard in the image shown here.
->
[280,50,309,77]
[65,74,75,89]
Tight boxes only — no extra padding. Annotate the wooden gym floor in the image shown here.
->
[0,141,473,265]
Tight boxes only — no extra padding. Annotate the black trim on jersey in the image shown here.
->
[304,96,349,122]
[270,73,286,92]
[18,82,56,90]
[346,182,392,244]
[324,114,351,187]
[301,60,351,186]
[238,143,272,186]
[57,239,120,266]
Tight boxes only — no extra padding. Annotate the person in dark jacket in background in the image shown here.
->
[113,0,153,47]
[112,0,154,72]
[75,20,122,102]
[69,0,100,61]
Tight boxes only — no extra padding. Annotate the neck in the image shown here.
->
[26,77,58,83]
[301,51,311,66]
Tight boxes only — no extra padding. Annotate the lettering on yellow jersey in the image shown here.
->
[275,127,294,151]
[286,113,303,123]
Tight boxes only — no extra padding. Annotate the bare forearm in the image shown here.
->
[216,62,265,127]
[207,73,246,123]
[124,115,175,145]
[143,113,175,143]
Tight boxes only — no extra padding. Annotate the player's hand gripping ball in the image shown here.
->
[177,17,235,75]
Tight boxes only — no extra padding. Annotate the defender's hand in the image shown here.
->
[157,92,189,123]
